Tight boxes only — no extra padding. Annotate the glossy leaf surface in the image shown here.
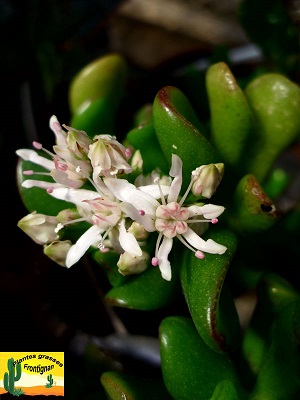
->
[153,85,220,189]
[245,73,300,182]
[206,62,254,173]
[180,229,240,353]
[159,316,247,400]
[225,174,280,235]
[104,260,180,310]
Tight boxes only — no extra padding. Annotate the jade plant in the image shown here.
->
[15,52,300,399]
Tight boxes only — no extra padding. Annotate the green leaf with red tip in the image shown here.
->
[244,73,300,183]
[100,371,172,400]
[225,174,281,235]
[180,229,241,353]
[16,158,73,215]
[159,316,248,400]
[153,85,220,189]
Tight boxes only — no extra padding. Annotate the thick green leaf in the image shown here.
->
[225,174,281,235]
[159,316,247,400]
[206,62,254,174]
[69,53,127,115]
[242,272,300,377]
[68,53,128,135]
[180,229,240,353]
[153,85,220,189]
[244,73,300,182]
[104,260,180,310]
[209,380,240,400]
[126,123,169,174]
[249,302,300,400]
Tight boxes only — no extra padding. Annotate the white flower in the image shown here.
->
[104,154,227,281]
[20,179,144,268]
[88,134,132,176]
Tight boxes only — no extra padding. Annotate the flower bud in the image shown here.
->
[17,212,59,245]
[128,222,148,240]
[117,251,149,276]
[44,240,72,267]
[191,163,224,198]
[57,208,81,223]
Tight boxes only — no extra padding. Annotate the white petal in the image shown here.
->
[201,204,225,219]
[188,204,225,219]
[118,220,142,257]
[138,184,170,199]
[16,149,54,170]
[182,227,227,254]
[104,178,159,216]
[50,187,100,209]
[66,225,103,267]
[157,236,173,281]
[168,154,182,203]
[49,115,67,145]
[120,203,156,232]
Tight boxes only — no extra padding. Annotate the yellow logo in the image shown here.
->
[0,352,64,396]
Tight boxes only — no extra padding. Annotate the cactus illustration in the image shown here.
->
[45,373,54,388]
[3,357,22,396]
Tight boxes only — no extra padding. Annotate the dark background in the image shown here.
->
[1,1,300,398]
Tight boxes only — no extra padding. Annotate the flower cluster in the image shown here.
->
[17,116,227,281]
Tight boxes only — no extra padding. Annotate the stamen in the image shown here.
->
[33,141,42,150]
[178,178,194,207]
[152,257,159,266]
[23,170,51,177]
[125,148,132,158]
[195,250,205,259]
[154,177,166,206]
[176,234,197,253]
[23,170,34,175]
[32,141,55,158]
[47,187,54,193]
[187,218,218,224]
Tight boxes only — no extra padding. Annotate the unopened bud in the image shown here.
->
[192,163,224,198]
[57,208,80,223]
[17,212,59,245]
[117,251,149,276]
[44,240,72,267]
[128,222,148,240]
